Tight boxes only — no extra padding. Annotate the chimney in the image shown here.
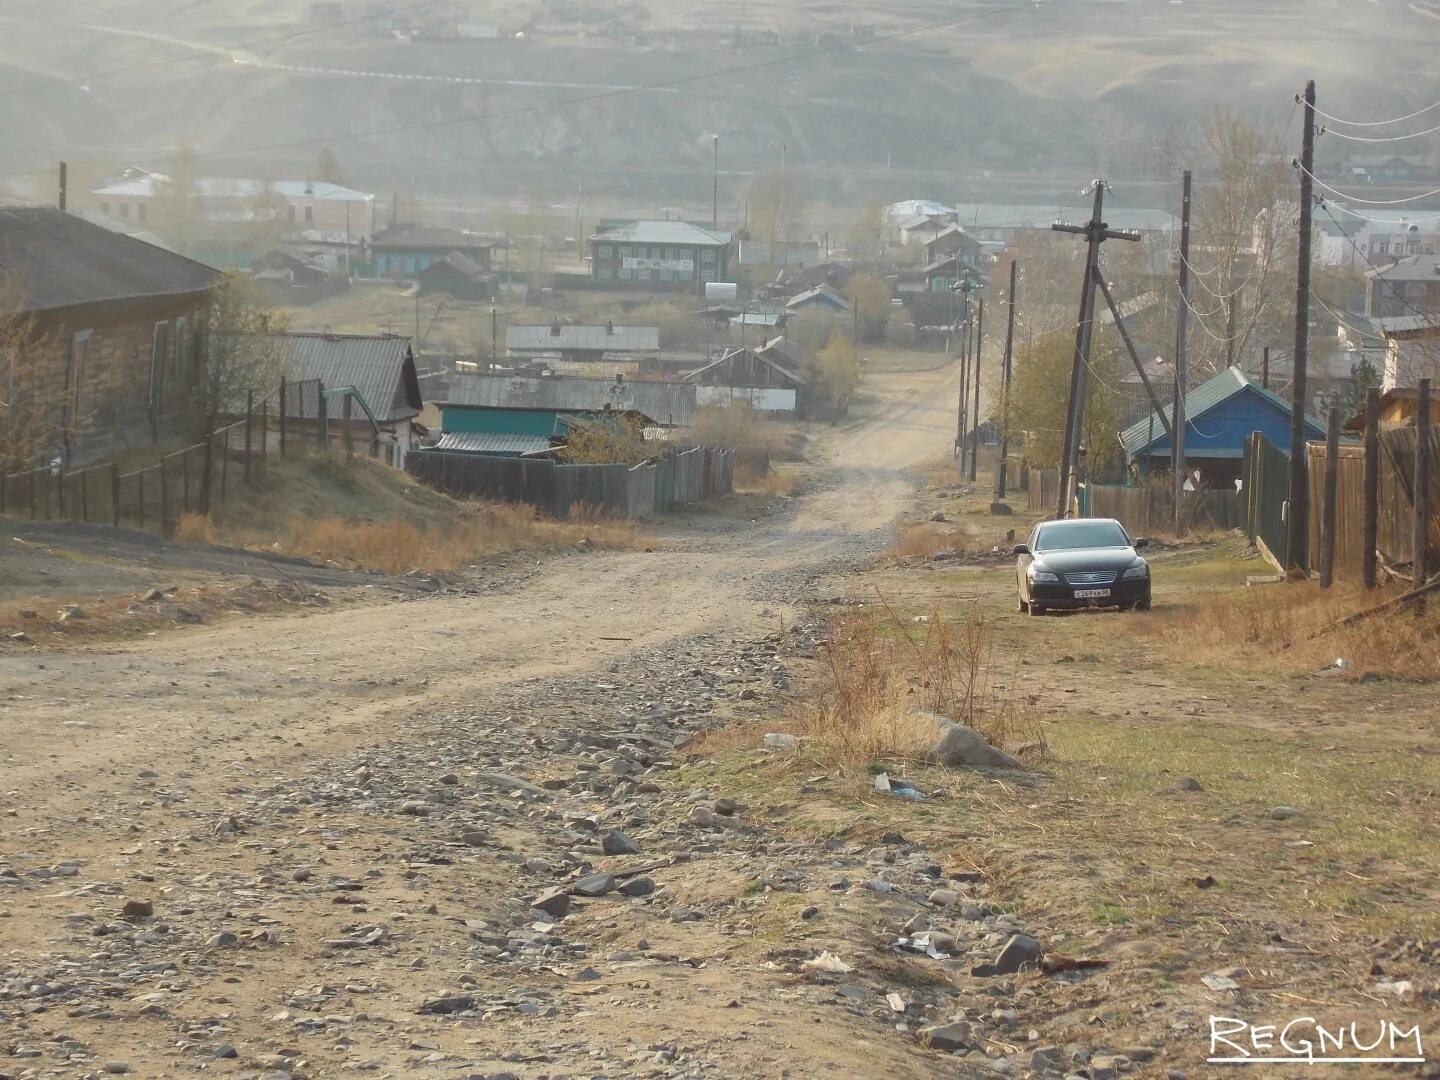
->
[615,372,624,385]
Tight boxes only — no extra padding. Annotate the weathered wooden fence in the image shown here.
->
[1305,424,1440,582]
[406,447,734,520]
[1243,431,1296,570]
[1026,468,1059,513]
[1082,482,1241,537]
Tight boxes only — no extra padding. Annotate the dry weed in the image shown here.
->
[183,502,646,575]
[794,602,1042,767]
[1136,580,1440,679]
[734,465,798,497]
[173,512,218,545]
[892,522,979,559]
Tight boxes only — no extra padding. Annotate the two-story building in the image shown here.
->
[1365,254,1440,319]
[371,225,494,279]
[588,221,733,292]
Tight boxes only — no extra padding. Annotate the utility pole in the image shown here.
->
[995,259,1018,503]
[1173,169,1192,530]
[779,143,788,267]
[1262,345,1270,390]
[1052,180,1139,518]
[969,296,984,482]
[58,161,67,212]
[1287,80,1317,577]
[1416,377,1432,604]
[712,135,719,231]
[957,291,971,468]
[491,304,498,365]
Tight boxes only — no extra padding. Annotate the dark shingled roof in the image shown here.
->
[0,206,221,314]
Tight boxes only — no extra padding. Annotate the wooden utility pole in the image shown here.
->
[969,296,984,482]
[1362,386,1380,589]
[712,135,720,231]
[1053,181,1140,518]
[1262,346,1271,390]
[1173,169,1192,530]
[1319,405,1340,589]
[957,290,972,469]
[1287,80,1317,576]
[995,260,1018,503]
[1416,377,1432,602]
[58,161,68,212]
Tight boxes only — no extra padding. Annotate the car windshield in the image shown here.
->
[1034,521,1130,552]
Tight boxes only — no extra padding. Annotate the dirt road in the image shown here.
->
[0,363,976,1079]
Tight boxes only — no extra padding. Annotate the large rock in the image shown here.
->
[601,830,641,856]
[926,714,1024,770]
[917,1021,971,1052]
[993,933,1043,974]
[532,888,571,919]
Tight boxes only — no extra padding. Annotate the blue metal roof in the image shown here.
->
[1120,366,1324,457]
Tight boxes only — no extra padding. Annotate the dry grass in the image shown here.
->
[182,501,646,575]
[734,464,800,497]
[1135,578,1440,680]
[892,521,980,559]
[783,602,1041,767]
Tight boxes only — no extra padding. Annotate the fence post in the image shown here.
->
[244,389,254,484]
[318,381,328,449]
[343,394,354,459]
[57,465,66,520]
[80,467,89,524]
[220,430,229,504]
[1319,406,1340,590]
[1362,387,1380,589]
[0,471,6,515]
[183,449,192,513]
[279,378,288,457]
[1415,377,1431,607]
[111,464,121,527]
[159,457,171,537]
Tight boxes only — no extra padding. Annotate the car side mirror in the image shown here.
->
[1012,544,1031,557]
[1133,537,1150,550]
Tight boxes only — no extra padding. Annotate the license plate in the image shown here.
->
[1074,589,1111,599]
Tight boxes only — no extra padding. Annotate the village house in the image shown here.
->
[735,238,823,267]
[506,322,660,366]
[1373,315,1440,389]
[1120,367,1324,488]
[251,248,350,305]
[1343,154,1436,185]
[0,207,222,468]
[440,371,696,428]
[921,225,984,271]
[417,252,496,300]
[1365,253,1440,319]
[588,221,733,292]
[371,225,494,279]
[785,284,853,315]
[682,346,803,416]
[90,171,377,251]
[273,332,424,467]
[1344,386,1440,433]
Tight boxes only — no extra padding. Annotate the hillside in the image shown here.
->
[0,0,1436,209]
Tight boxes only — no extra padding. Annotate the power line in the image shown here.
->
[1318,201,1440,327]
[0,1,1037,185]
[1319,121,1440,143]
[0,0,453,101]
[1311,98,1440,128]
[1296,163,1440,206]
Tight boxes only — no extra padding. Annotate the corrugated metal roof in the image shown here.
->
[1364,253,1440,282]
[273,333,421,422]
[372,225,493,252]
[442,374,695,426]
[591,220,731,246]
[435,432,554,455]
[507,324,660,353]
[0,207,220,313]
[1120,366,1323,455]
[92,174,373,202]
[786,285,852,312]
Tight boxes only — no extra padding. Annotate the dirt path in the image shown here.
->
[0,365,969,1079]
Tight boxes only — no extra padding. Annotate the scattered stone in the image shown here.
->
[400,799,430,816]
[1174,776,1204,792]
[102,1063,130,1075]
[992,933,1043,975]
[59,604,88,622]
[1030,1046,1064,1072]
[928,888,957,908]
[573,873,617,897]
[418,995,476,1016]
[619,876,655,898]
[532,889,571,919]
[438,773,460,785]
[1270,805,1300,821]
[931,715,1024,770]
[917,1021,971,1052]
[121,899,153,919]
[713,797,739,816]
[601,830,641,856]
[689,806,718,828]
[460,829,487,846]
[207,931,239,947]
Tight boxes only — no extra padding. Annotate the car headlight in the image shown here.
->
[1121,563,1149,580]
[1028,567,1060,583]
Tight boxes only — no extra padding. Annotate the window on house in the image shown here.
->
[598,267,613,279]
[304,205,313,223]
[598,244,613,259]
[67,331,91,442]
[288,205,297,222]
[618,268,633,280]
[659,269,674,282]
[118,203,129,219]
[638,269,652,281]
[137,203,147,222]
[172,317,189,383]
[99,202,110,216]
[701,249,716,263]
[149,321,170,413]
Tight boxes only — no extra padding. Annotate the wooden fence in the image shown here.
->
[1082,483,1241,537]
[406,446,734,520]
[1243,431,1295,570]
[1026,468,1059,513]
[1305,424,1440,583]
[0,379,371,537]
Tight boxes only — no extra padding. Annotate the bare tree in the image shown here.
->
[152,142,205,256]
[199,274,291,434]
[0,276,63,473]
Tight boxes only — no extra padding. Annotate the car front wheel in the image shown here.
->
[1029,603,1045,617]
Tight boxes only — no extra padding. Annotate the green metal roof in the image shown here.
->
[1119,366,1323,456]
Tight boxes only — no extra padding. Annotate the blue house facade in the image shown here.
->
[1120,367,1324,486]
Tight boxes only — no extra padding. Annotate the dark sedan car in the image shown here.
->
[1014,518,1151,615]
